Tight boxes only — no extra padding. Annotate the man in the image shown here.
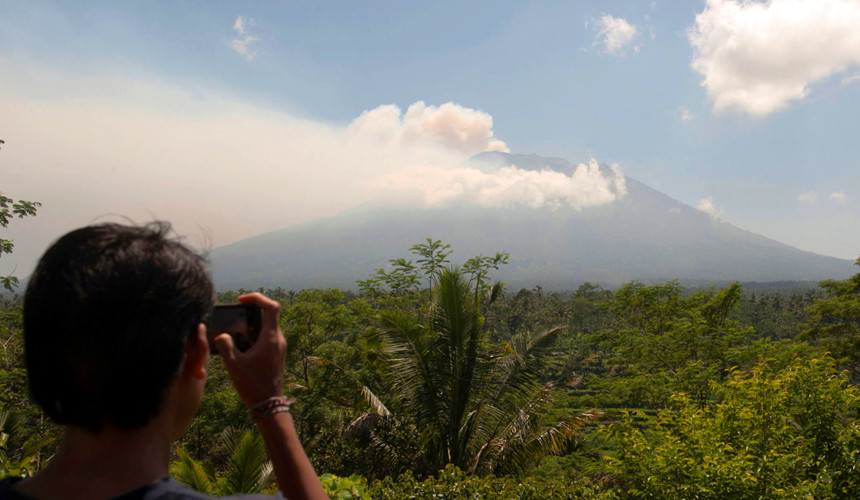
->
[0,222,327,499]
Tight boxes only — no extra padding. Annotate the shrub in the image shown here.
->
[365,464,618,499]
[607,357,860,499]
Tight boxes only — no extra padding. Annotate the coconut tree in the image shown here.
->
[378,267,594,476]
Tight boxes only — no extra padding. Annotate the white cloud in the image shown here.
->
[843,73,860,85]
[231,16,259,61]
[370,159,627,210]
[679,107,695,122]
[234,16,247,35]
[592,15,640,56]
[347,101,508,157]
[688,0,860,116]
[799,191,849,203]
[798,191,818,202]
[697,196,723,218]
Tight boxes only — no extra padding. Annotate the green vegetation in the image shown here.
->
[608,358,860,498]
[0,409,53,478]
[2,242,859,498]
[1,137,42,293]
[0,194,40,292]
[171,427,277,495]
[802,257,860,381]
[376,268,590,476]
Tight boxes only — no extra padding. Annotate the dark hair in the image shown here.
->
[23,222,215,432]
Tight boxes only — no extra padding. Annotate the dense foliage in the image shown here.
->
[365,465,618,499]
[608,358,860,498]
[2,244,859,498]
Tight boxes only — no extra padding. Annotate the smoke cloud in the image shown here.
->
[370,160,627,210]
[1,61,625,277]
[347,101,508,157]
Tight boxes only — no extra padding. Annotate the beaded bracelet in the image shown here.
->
[248,396,296,421]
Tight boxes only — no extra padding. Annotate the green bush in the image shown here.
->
[320,473,371,499]
[607,357,860,499]
[365,464,618,499]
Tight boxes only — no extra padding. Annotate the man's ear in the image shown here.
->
[183,324,209,380]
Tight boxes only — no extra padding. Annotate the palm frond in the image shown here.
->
[468,327,567,456]
[222,429,269,494]
[20,434,54,460]
[255,461,277,494]
[361,385,392,417]
[496,384,554,443]
[170,446,216,494]
[495,409,600,476]
[492,327,565,391]
[456,408,482,469]
[220,425,247,455]
[0,410,19,436]
[468,382,556,474]
[380,310,445,432]
[511,325,565,359]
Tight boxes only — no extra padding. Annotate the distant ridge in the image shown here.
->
[210,153,854,291]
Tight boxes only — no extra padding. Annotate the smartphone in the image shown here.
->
[207,304,262,354]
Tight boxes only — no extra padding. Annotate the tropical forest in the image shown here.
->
[2,238,859,499]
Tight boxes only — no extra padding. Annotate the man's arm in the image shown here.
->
[214,293,327,500]
[256,411,325,500]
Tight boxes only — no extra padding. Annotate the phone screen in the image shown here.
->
[207,304,262,354]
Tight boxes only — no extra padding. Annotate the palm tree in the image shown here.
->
[171,426,276,495]
[378,268,594,476]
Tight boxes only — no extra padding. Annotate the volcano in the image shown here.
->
[210,152,853,291]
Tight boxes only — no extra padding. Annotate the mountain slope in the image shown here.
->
[211,153,853,290]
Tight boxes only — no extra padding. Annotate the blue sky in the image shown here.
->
[2,0,860,278]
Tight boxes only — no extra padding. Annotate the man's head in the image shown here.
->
[23,222,215,432]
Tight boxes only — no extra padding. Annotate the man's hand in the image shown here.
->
[214,293,327,499]
[214,293,286,407]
